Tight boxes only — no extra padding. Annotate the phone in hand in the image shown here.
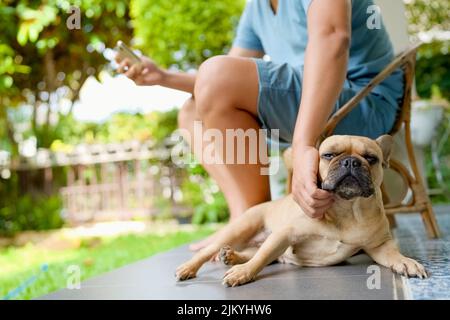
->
[115,40,142,65]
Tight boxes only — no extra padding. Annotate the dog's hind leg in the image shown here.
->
[176,205,265,281]
[222,228,291,287]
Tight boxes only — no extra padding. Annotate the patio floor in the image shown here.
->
[394,205,450,299]
[41,205,450,300]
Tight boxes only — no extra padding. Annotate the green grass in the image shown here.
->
[0,226,215,300]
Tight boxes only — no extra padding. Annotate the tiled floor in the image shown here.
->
[41,207,449,300]
[395,206,450,300]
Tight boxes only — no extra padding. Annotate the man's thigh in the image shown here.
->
[195,56,260,116]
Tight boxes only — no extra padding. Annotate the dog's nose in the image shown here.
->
[340,156,361,169]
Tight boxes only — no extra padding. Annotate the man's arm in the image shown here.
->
[158,47,263,92]
[119,47,263,94]
[291,0,351,218]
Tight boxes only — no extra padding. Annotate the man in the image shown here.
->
[117,0,403,250]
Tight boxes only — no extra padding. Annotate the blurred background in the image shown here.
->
[0,0,448,299]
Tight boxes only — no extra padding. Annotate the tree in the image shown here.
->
[0,0,133,153]
[0,1,134,233]
[405,0,449,37]
[130,0,245,69]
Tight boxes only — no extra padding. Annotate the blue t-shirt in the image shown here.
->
[233,0,404,106]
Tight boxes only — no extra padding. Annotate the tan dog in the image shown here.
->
[176,135,427,287]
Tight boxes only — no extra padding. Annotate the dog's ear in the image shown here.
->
[375,135,393,168]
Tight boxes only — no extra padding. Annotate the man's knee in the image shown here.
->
[195,55,237,118]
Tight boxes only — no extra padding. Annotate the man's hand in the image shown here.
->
[292,146,334,219]
[115,55,165,86]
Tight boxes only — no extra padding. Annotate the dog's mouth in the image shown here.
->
[322,170,374,200]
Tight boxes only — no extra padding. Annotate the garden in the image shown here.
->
[0,0,448,299]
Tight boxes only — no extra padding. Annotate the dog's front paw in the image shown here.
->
[390,257,428,279]
[219,246,240,266]
[222,264,256,287]
[175,261,199,281]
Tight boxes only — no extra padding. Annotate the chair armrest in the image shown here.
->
[317,43,422,146]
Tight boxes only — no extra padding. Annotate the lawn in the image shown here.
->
[0,225,215,300]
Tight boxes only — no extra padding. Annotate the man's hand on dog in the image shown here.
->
[292,145,334,219]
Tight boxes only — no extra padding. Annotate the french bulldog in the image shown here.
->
[175,135,427,287]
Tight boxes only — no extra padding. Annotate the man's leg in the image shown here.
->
[178,56,271,249]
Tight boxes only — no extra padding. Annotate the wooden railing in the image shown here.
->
[2,138,191,225]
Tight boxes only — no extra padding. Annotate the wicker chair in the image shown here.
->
[285,43,441,239]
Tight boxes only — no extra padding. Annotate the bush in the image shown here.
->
[50,109,180,152]
[131,0,245,69]
[0,194,63,236]
[416,41,450,100]
[405,0,449,100]
[180,164,229,224]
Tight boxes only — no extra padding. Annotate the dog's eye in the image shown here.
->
[364,155,378,165]
[321,153,335,160]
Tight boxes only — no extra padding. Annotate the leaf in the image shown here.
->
[15,65,31,74]
[28,23,42,43]
[3,75,13,88]
[17,23,29,46]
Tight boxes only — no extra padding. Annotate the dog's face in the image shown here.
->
[319,135,393,200]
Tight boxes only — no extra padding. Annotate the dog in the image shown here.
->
[175,135,427,287]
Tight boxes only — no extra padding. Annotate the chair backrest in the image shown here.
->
[374,0,410,54]
[373,1,419,135]
[389,47,418,135]
[319,43,420,142]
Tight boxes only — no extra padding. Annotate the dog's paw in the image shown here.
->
[175,261,198,281]
[222,264,256,287]
[219,246,240,266]
[390,257,428,279]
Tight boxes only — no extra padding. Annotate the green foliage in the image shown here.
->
[191,194,228,225]
[95,109,179,144]
[0,44,30,94]
[405,1,450,202]
[181,164,229,224]
[425,106,450,204]
[0,168,64,236]
[49,109,179,151]
[405,0,449,36]
[404,0,449,100]
[0,0,133,152]
[0,195,63,236]
[130,0,245,69]
[415,41,450,100]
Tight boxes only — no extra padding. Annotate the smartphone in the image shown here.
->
[115,40,142,65]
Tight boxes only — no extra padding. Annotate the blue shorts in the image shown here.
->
[254,59,402,149]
